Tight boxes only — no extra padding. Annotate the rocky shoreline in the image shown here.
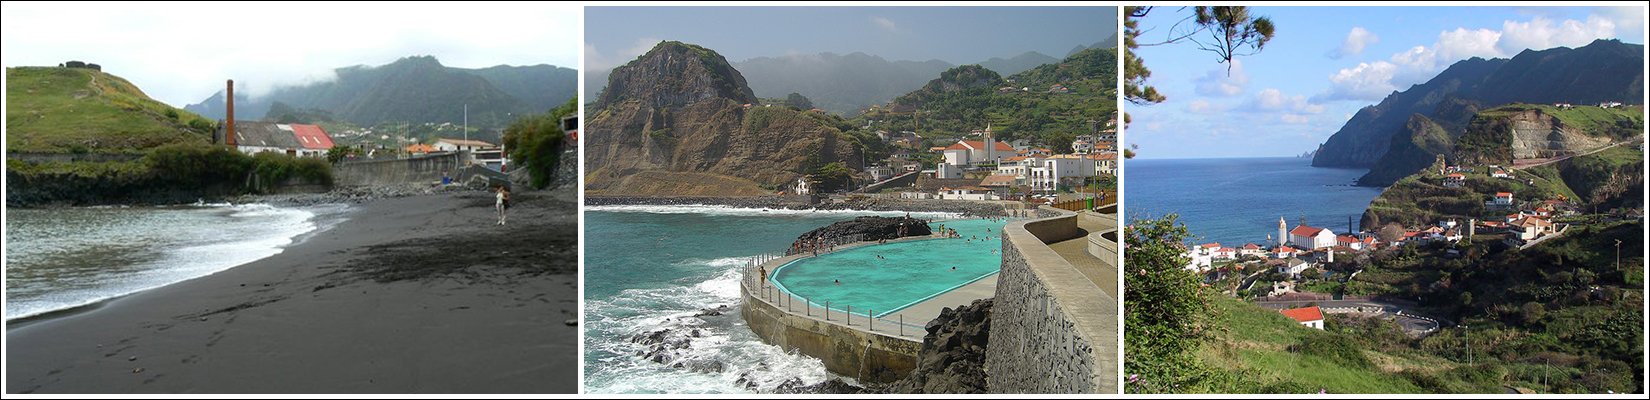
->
[586,195,1009,217]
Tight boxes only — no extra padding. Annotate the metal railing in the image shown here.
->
[746,235,934,340]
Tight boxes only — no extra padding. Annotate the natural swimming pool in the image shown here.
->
[768,218,1012,318]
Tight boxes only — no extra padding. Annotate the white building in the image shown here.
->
[1029,154,1098,193]
[934,163,965,179]
[1281,218,1336,250]
[1281,306,1325,330]
[941,126,1016,166]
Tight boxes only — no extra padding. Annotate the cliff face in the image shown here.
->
[1455,105,1633,166]
[584,41,861,196]
[1315,39,1644,169]
[1356,114,1456,186]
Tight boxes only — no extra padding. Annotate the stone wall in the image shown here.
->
[986,206,1118,394]
[741,278,922,384]
[861,171,920,194]
[334,152,463,187]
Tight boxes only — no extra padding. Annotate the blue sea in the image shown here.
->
[583,205,963,394]
[1126,157,1383,247]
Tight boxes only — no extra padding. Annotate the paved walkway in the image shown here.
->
[1045,211,1119,299]
[881,275,998,336]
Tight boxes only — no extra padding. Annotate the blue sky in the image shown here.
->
[585,6,1118,72]
[1125,5,1645,159]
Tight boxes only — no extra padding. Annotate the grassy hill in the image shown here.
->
[6,66,214,153]
[851,47,1118,147]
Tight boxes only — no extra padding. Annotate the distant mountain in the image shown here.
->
[865,47,1118,143]
[184,56,576,131]
[7,66,213,153]
[1064,33,1120,58]
[1314,39,1644,171]
[976,51,1060,78]
[732,52,954,115]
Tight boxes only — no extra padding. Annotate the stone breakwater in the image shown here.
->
[789,216,932,254]
[232,183,473,207]
[586,196,1008,217]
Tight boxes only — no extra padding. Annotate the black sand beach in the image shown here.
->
[5,189,579,394]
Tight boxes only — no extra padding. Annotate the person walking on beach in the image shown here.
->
[495,185,510,225]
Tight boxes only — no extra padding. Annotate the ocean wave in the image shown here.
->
[5,204,326,321]
[585,264,834,393]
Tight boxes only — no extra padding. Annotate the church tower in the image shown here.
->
[1278,217,1288,248]
[983,124,997,164]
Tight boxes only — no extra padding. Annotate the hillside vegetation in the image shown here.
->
[853,47,1118,146]
[6,67,215,153]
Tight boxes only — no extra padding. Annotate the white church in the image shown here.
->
[1278,217,1335,250]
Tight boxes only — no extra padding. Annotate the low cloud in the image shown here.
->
[871,16,900,33]
[1315,11,1627,103]
[1192,59,1249,97]
[1327,27,1379,59]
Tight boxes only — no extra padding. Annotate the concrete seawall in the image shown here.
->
[739,247,925,384]
[986,205,1119,394]
[334,153,463,187]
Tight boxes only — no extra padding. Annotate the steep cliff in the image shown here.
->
[1356,114,1457,186]
[1315,39,1643,169]
[584,41,863,196]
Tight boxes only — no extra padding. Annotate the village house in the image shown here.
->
[434,138,507,170]
[865,165,894,182]
[1239,243,1264,257]
[1214,247,1238,260]
[1029,154,1099,193]
[932,162,965,179]
[215,120,335,157]
[1273,245,1301,259]
[1486,192,1515,210]
[937,186,998,201]
[979,175,1018,197]
[1280,306,1326,330]
[1444,173,1466,187]
[1277,258,1310,277]
[1335,235,1364,251]
[1491,170,1511,179]
[1510,217,1555,240]
[1090,152,1118,175]
[1048,84,1070,93]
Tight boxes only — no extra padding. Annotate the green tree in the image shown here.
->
[784,92,815,110]
[1125,6,1276,105]
[502,96,578,189]
[1125,214,1219,393]
[1047,132,1075,155]
[809,161,855,192]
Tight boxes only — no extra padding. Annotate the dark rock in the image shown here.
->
[879,298,993,394]
[789,216,932,254]
[772,378,871,394]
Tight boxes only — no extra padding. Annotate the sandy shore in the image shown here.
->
[5,189,579,394]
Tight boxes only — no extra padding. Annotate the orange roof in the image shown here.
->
[1201,243,1221,248]
[1447,174,1465,178]
[1496,192,1513,197]
[1289,225,1326,237]
[1280,306,1324,323]
[1242,243,1261,249]
[1002,156,1029,162]
[1276,246,1299,253]
[944,141,1016,152]
[405,143,435,153]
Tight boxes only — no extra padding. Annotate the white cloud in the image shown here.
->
[1280,114,1310,124]
[1594,6,1645,34]
[1247,88,1325,114]
[1315,61,1401,102]
[1327,27,1379,59]
[871,16,900,33]
[1192,59,1249,97]
[585,37,662,73]
[1314,12,1625,104]
[1498,16,1616,56]
[1184,99,1221,115]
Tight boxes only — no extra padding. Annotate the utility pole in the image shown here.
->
[1616,239,1623,272]
[1464,325,1472,367]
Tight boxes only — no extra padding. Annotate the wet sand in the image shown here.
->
[5,190,579,394]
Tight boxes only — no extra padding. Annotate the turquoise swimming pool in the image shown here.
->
[769,218,1012,318]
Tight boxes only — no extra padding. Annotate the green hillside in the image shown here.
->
[6,67,214,153]
[851,47,1118,147]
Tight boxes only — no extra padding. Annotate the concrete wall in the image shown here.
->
[740,279,921,384]
[334,152,463,187]
[861,171,920,193]
[986,206,1118,394]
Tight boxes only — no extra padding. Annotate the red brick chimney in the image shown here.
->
[226,79,236,147]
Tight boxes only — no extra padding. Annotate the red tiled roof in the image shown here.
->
[1447,174,1465,178]
[945,141,1016,151]
[1276,246,1299,253]
[1280,306,1324,323]
[289,124,334,150]
[1496,192,1513,197]
[1336,235,1359,243]
[1201,243,1221,248]
[1242,243,1261,250]
[1289,225,1326,237]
